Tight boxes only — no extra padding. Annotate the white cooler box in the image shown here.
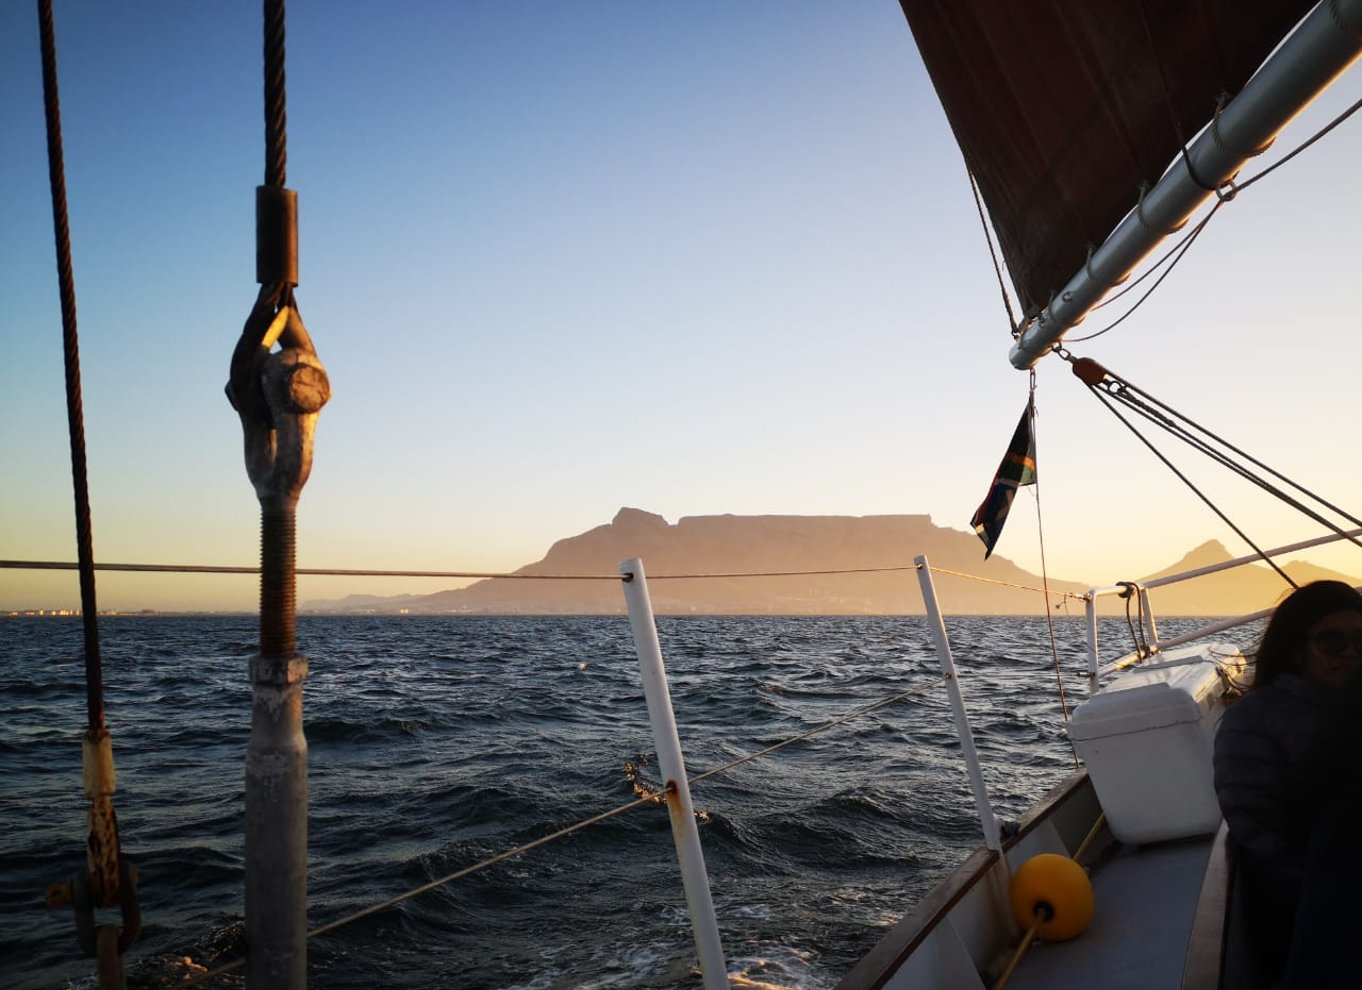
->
[1069,643,1244,845]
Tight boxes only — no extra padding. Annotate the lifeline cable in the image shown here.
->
[2,559,1087,598]
[180,674,946,985]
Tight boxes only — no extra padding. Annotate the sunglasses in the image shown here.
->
[1310,630,1362,658]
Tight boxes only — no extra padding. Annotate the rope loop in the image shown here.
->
[1329,0,1362,39]
[1135,182,1188,236]
[1209,94,1275,160]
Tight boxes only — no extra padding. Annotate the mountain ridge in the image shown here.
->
[303,509,1360,617]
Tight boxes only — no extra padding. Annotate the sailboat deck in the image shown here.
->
[1007,836,1214,990]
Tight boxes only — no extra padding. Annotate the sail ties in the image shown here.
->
[1064,354,1362,587]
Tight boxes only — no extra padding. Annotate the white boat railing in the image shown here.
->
[1083,527,1362,678]
[618,557,730,990]
[617,553,1006,986]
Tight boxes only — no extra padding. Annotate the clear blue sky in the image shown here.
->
[3,2,1360,611]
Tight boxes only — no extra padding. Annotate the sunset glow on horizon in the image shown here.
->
[3,2,1360,612]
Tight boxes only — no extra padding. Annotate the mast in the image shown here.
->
[1009,0,1362,368]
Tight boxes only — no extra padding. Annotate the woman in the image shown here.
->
[1213,580,1362,985]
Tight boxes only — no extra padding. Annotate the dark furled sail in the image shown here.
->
[898,0,1316,318]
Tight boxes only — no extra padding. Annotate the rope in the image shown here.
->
[1,559,963,581]
[1074,362,1362,565]
[967,168,1020,334]
[916,565,1088,602]
[1136,0,1221,194]
[1024,378,1078,767]
[181,676,945,984]
[1085,385,1297,590]
[1090,215,1201,311]
[1234,96,1362,194]
[1096,375,1362,536]
[1066,198,1223,343]
[690,676,946,785]
[183,791,664,986]
[38,0,104,735]
[1119,582,1152,660]
[1072,92,1360,338]
[38,0,140,965]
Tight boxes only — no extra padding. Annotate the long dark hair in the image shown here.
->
[1252,580,1362,688]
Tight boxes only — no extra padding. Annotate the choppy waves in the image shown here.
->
[1,613,1225,989]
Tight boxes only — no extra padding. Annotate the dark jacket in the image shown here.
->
[1213,673,1330,878]
[1213,672,1334,984]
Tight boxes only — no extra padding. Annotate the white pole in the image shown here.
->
[915,556,1002,852]
[1085,592,1100,687]
[1139,586,1160,654]
[619,558,729,990]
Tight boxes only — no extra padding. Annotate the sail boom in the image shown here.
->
[1010,0,1362,369]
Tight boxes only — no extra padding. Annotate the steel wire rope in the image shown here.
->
[1089,380,1362,559]
[180,675,946,985]
[38,0,104,740]
[1084,386,1297,589]
[1097,374,1362,535]
[37,0,140,968]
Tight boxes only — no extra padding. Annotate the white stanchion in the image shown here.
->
[619,558,729,990]
[915,555,1003,852]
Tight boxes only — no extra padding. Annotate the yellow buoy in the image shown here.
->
[1009,853,1094,942]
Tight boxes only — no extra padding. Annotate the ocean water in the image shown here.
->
[1,613,1235,989]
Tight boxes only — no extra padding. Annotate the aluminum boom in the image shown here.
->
[1010,0,1362,369]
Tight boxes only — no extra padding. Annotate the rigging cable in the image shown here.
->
[1070,361,1298,590]
[1072,359,1362,559]
[1094,370,1362,534]
[1024,373,1079,768]
[36,0,141,978]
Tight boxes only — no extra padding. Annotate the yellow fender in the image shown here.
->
[1009,853,1094,942]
